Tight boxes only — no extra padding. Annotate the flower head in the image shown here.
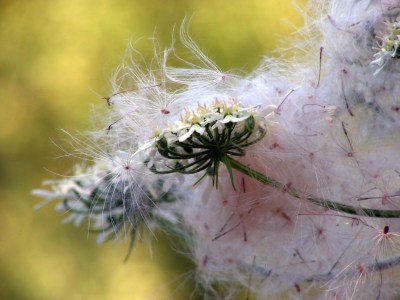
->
[371,21,400,74]
[33,160,180,260]
[148,100,268,189]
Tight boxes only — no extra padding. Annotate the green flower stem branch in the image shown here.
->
[228,157,400,219]
[238,250,400,286]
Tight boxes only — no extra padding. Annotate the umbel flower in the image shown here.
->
[371,20,400,74]
[34,0,400,299]
[149,100,268,189]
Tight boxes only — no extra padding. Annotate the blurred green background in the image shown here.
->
[0,1,303,299]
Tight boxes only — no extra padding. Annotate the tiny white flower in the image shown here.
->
[178,123,206,142]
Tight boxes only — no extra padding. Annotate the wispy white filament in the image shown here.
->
[33,0,400,299]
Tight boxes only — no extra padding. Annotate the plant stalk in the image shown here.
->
[228,157,400,218]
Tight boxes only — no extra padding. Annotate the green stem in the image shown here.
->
[228,157,400,218]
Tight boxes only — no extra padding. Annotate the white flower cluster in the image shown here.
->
[33,155,179,248]
[146,99,270,190]
[33,164,120,243]
[34,0,400,299]
[371,20,400,74]
[161,99,259,143]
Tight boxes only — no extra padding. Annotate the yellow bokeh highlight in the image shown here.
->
[0,0,304,299]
